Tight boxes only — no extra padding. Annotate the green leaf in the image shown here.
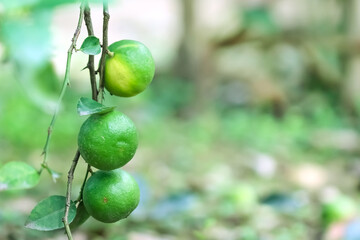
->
[42,164,61,183]
[25,195,77,231]
[70,202,90,230]
[77,97,115,116]
[0,162,40,191]
[80,36,101,55]
[48,169,61,183]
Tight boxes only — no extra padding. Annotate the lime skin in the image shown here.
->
[83,169,140,223]
[78,110,138,170]
[104,40,155,97]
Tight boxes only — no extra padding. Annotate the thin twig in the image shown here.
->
[63,150,81,240]
[59,2,86,240]
[40,0,85,175]
[75,164,92,203]
[98,0,110,103]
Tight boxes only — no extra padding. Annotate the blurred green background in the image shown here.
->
[2,0,360,239]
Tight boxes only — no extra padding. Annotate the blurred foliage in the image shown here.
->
[1,0,360,239]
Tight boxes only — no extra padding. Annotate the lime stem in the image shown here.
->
[97,0,110,104]
[107,50,114,57]
[84,2,98,101]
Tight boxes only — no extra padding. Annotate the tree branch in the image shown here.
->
[62,150,81,240]
[98,0,110,103]
[58,1,86,239]
[40,0,85,175]
[84,2,98,101]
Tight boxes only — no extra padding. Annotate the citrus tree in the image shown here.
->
[0,0,155,239]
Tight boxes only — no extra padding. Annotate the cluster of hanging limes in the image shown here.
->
[78,40,155,223]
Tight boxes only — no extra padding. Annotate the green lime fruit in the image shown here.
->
[78,110,138,170]
[104,39,155,97]
[83,169,140,223]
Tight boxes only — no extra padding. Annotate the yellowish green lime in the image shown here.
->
[104,40,155,97]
